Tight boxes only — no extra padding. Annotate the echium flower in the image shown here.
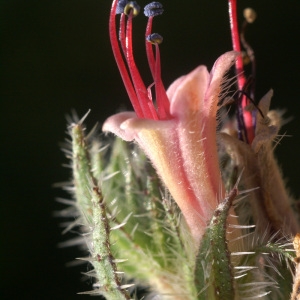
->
[103,0,237,245]
[62,0,300,298]
[103,0,299,247]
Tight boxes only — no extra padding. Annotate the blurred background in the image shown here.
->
[1,0,300,298]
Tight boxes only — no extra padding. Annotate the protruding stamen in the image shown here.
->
[144,3,170,119]
[119,13,127,55]
[124,1,140,17]
[145,16,156,78]
[228,0,254,143]
[110,0,144,117]
[144,2,164,78]
[146,33,163,44]
[144,2,164,17]
[241,9,257,73]
[241,8,257,130]
[144,2,164,82]
[145,32,170,119]
[125,10,158,119]
[153,41,171,119]
[110,0,169,120]
[116,0,129,14]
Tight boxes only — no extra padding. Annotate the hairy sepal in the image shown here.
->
[194,188,237,300]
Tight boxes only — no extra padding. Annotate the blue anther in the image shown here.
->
[146,33,163,44]
[144,2,164,17]
[116,0,129,14]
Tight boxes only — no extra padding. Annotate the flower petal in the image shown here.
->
[117,116,209,241]
[206,51,238,103]
[103,112,136,141]
[167,52,238,218]
[102,52,239,244]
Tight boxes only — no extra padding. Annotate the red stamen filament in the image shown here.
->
[125,12,158,119]
[110,0,160,120]
[109,0,144,117]
[154,43,171,119]
[119,13,127,57]
[145,16,156,77]
[228,0,254,143]
[145,17,171,119]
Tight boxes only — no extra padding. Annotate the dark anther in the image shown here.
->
[116,0,129,14]
[146,33,163,44]
[124,1,140,17]
[144,2,164,17]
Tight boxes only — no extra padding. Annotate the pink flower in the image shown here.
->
[103,0,237,244]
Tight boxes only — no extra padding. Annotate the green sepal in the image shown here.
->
[194,188,237,300]
[70,122,130,299]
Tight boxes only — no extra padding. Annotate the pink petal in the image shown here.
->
[119,117,208,240]
[207,51,238,102]
[102,112,136,141]
[169,65,209,118]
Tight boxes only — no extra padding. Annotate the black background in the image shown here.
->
[1,0,300,299]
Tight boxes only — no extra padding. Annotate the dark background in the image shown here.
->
[1,0,300,299]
